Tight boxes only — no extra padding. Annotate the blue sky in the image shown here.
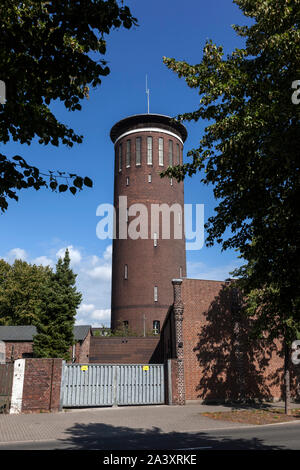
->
[1,0,248,326]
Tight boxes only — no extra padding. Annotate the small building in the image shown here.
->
[0,325,92,363]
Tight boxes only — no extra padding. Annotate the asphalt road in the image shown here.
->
[0,421,299,451]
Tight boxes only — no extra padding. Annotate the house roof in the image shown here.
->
[0,325,91,342]
[73,325,91,341]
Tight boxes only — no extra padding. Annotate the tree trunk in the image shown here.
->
[284,342,291,415]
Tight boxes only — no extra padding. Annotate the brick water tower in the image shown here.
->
[110,114,187,335]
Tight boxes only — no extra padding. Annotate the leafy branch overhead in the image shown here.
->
[162,0,300,341]
[0,0,137,211]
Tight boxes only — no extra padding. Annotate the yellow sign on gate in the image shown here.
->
[143,366,149,371]
[81,365,88,371]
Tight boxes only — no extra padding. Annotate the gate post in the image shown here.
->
[10,359,25,414]
[59,361,66,411]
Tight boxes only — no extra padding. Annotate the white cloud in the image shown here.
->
[76,304,111,327]
[32,256,54,267]
[56,245,82,265]
[86,265,111,281]
[6,248,27,262]
[77,303,95,316]
[91,309,111,323]
[2,243,112,327]
[103,244,112,261]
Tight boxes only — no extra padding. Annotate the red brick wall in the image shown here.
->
[89,336,160,364]
[180,279,296,402]
[5,339,89,364]
[5,341,33,361]
[72,330,91,363]
[22,358,63,413]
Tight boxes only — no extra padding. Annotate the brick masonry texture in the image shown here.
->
[89,336,160,364]
[180,278,300,402]
[110,115,186,335]
[22,358,63,413]
[5,341,33,361]
[73,329,91,363]
[4,335,90,363]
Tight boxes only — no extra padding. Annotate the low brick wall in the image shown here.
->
[21,358,63,413]
[89,337,160,364]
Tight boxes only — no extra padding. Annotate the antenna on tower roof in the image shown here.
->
[145,74,150,114]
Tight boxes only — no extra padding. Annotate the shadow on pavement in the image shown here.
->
[57,421,286,450]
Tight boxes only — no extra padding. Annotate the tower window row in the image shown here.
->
[118,136,182,172]
[124,265,183,279]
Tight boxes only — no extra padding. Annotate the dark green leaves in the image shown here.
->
[0,0,137,211]
[163,0,300,344]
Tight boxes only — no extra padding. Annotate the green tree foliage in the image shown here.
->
[0,0,137,212]
[0,258,52,325]
[163,0,300,411]
[33,249,82,360]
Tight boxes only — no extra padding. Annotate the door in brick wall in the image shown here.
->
[60,363,165,407]
[0,363,14,413]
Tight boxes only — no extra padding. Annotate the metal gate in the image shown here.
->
[61,363,165,408]
[0,363,13,413]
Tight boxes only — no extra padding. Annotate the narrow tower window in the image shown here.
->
[153,232,158,247]
[153,320,160,335]
[168,140,173,166]
[158,137,164,166]
[126,176,129,186]
[179,266,183,278]
[176,143,180,165]
[154,286,158,302]
[124,264,128,279]
[147,136,153,165]
[148,174,152,183]
[118,143,122,172]
[126,140,131,167]
[136,137,141,165]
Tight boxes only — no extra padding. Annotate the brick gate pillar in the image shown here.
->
[172,279,185,405]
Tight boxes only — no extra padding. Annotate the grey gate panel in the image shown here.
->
[61,364,165,408]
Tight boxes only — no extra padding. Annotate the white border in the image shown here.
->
[114,127,184,145]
